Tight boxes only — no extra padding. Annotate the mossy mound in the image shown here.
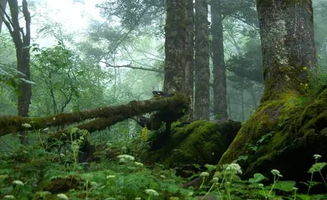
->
[142,120,241,174]
[219,89,327,186]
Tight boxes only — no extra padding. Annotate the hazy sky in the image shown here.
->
[32,0,105,45]
[42,0,103,30]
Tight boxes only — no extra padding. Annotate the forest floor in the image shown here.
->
[0,128,326,200]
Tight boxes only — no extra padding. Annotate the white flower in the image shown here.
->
[106,175,116,179]
[313,154,322,160]
[145,189,159,196]
[57,193,69,200]
[12,180,24,186]
[3,195,15,199]
[226,163,242,174]
[200,172,209,177]
[271,169,283,177]
[134,162,144,167]
[21,123,31,128]
[212,177,219,183]
[117,154,135,162]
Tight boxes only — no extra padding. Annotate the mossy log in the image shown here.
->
[0,94,188,137]
[219,89,327,186]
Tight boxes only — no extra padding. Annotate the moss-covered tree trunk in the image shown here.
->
[211,0,228,120]
[194,0,210,120]
[219,0,317,171]
[0,94,188,137]
[164,0,194,118]
[258,0,316,101]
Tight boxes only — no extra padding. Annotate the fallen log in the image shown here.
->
[0,94,188,137]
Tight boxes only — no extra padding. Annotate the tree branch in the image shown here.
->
[101,61,164,73]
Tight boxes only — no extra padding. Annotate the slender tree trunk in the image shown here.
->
[185,0,194,119]
[164,0,194,118]
[5,0,31,117]
[240,86,245,122]
[257,0,316,101]
[211,0,228,120]
[194,0,210,120]
[0,0,7,33]
[4,0,31,144]
[249,86,258,109]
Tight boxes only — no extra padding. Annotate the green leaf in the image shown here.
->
[273,181,296,192]
[248,173,266,183]
[308,162,327,173]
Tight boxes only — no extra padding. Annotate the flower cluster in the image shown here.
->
[225,163,242,174]
[145,188,159,196]
[271,169,283,178]
[117,154,135,163]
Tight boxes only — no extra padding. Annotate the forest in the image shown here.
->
[0,0,327,199]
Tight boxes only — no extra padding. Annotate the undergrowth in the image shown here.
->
[0,128,326,200]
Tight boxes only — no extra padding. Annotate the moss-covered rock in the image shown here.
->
[219,89,327,187]
[142,120,241,175]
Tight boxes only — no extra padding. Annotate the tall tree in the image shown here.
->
[0,0,7,33]
[219,0,316,165]
[257,0,316,101]
[211,0,228,120]
[2,0,32,116]
[164,0,194,116]
[194,0,210,120]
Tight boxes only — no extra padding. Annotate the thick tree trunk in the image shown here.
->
[258,0,316,101]
[0,0,7,33]
[194,0,210,120]
[219,0,317,166]
[0,94,188,137]
[211,0,228,120]
[164,0,194,118]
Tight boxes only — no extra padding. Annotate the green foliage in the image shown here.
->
[0,127,327,200]
[0,133,192,200]
[308,66,327,96]
[31,42,109,116]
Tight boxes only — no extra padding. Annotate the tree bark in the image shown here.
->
[0,0,7,33]
[164,0,194,119]
[0,94,188,137]
[194,0,210,120]
[211,0,228,120]
[4,0,32,116]
[219,0,317,165]
[257,0,316,101]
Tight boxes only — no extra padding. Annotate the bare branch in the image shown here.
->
[101,61,164,73]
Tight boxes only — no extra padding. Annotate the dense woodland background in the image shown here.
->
[0,0,327,199]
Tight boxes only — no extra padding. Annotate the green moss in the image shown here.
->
[219,89,327,182]
[142,120,241,173]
